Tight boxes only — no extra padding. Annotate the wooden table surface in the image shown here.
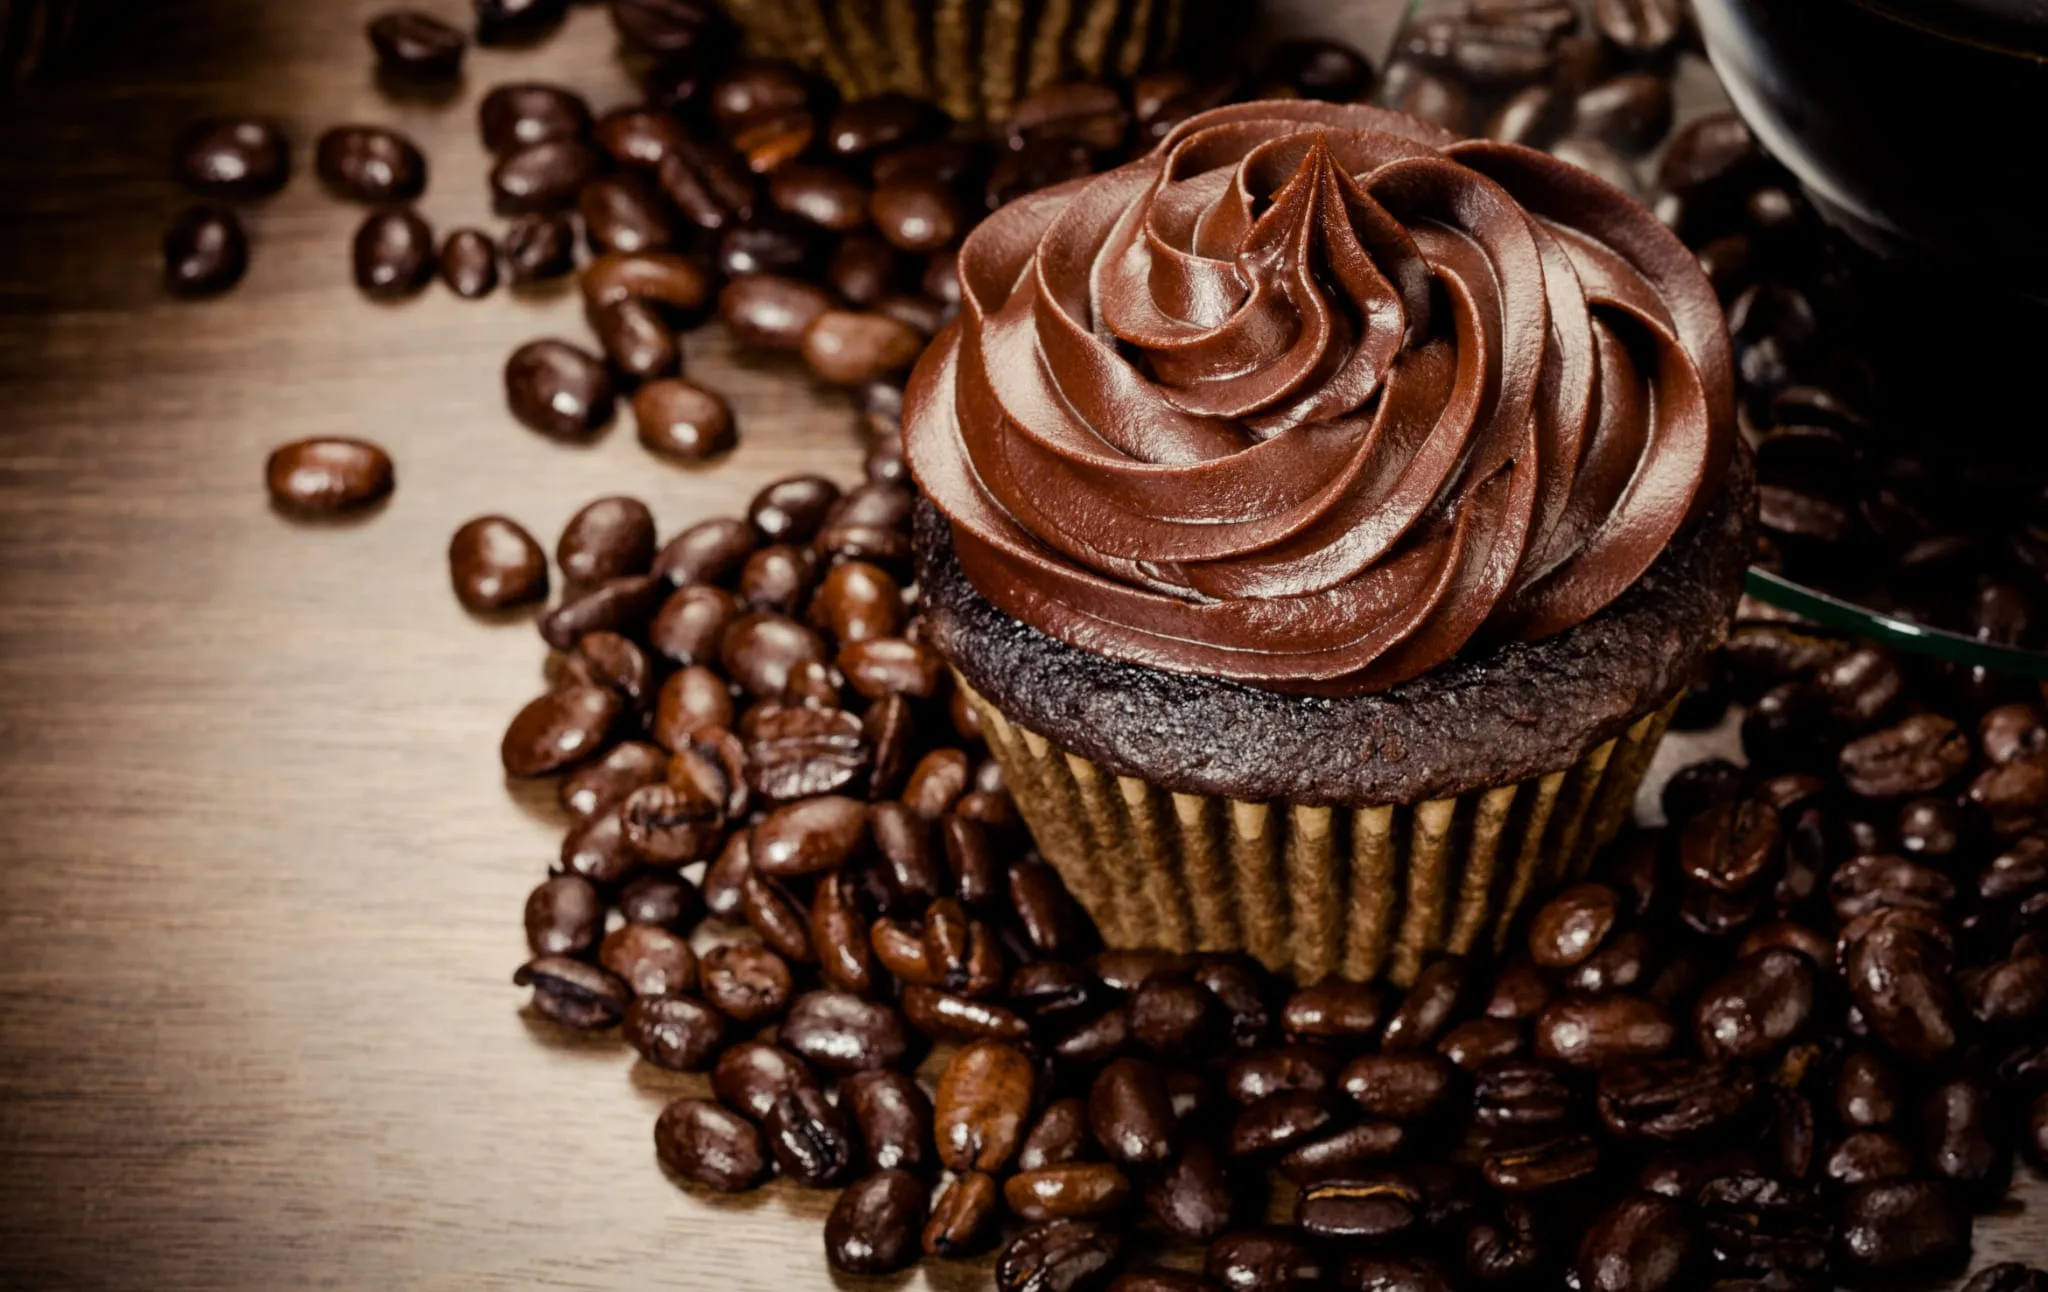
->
[0,2,2037,1288]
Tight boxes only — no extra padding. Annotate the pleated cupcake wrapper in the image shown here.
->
[964,677,1678,986]
[721,0,1192,122]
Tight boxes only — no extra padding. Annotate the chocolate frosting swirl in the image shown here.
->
[905,101,1736,695]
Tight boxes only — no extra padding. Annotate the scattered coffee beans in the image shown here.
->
[264,437,393,513]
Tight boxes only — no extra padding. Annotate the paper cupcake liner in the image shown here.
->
[723,0,1203,123]
[963,678,1677,986]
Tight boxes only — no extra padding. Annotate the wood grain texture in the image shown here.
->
[0,2,2037,1289]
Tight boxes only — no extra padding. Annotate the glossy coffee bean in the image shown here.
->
[473,0,568,43]
[839,1069,931,1173]
[1920,1077,2005,1194]
[505,339,614,437]
[491,140,604,214]
[618,871,701,934]
[1527,884,1620,968]
[266,437,394,514]
[175,117,290,199]
[709,1040,813,1123]
[1571,73,1673,154]
[589,298,675,385]
[1533,995,1675,1068]
[1006,1163,1133,1222]
[924,1168,1001,1257]
[800,310,924,386]
[718,274,834,351]
[367,9,466,77]
[720,611,827,698]
[655,1097,767,1191]
[447,513,546,611]
[560,740,667,820]
[1593,0,1683,56]
[1694,948,1817,1061]
[600,922,697,997]
[936,1039,1034,1173]
[480,82,592,154]
[538,575,663,651]
[582,250,711,315]
[1006,81,1126,150]
[870,177,961,254]
[625,995,725,1070]
[580,175,677,254]
[1147,1139,1234,1242]
[524,874,602,956]
[594,106,689,168]
[556,496,654,594]
[633,378,735,460]
[439,227,499,298]
[1573,1193,1695,1292]
[1281,981,1382,1043]
[1340,1053,1454,1121]
[699,944,794,1026]
[1089,1057,1176,1167]
[163,205,248,297]
[558,809,634,886]
[764,1082,857,1186]
[316,125,425,202]
[996,1221,1120,1292]
[1260,38,1375,101]
[1836,1179,1968,1274]
[514,955,631,1029]
[502,212,576,283]
[352,208,436,297]
[826,1169,927,1273]
[779,990,909,1074]
[1205,1229,1323,1292]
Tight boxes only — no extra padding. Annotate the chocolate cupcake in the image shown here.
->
[719,0,1228,123]
[906,100,1753,985]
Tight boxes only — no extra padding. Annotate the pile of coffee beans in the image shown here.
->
[498,457,2046,1288]
[226,0,1379,514]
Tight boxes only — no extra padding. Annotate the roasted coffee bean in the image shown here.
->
[1472,1060,1574,1132]
[1571,73,1672,154]
[562,632,656,710]
[1528,884,1620,968]
[1296,1174,1420,1243]
[650,668,730,748]
[591,298,679,382]
[502,212,576,283]
[1055,1008,1132,1068]
[514,955,631,1029]
[718,611,826,699]
[807,873,873,995]
[501,684,620,776]
[1592,0,1682,55]
[655,1097,767,1191]
[1281,981,1382,1044]
[648,584,736,671]
[556,496,654,593]
[740,869,814,962]
[698,943,792,1024]
[316,125,425,202]
[437,227,499,299]
[1205,1229,1323,1292]
[736,542,814,613]
[1561,929,1655,997]
[1228,1089,1340,1159]
[1011,859,1086,956]
[825,1169,926,1274]
[618,779,722,866]
[175,117,290,199]
[800,309,924,386]
[1835,1048,1901,1128]
[1573,1194,1695,1292]
[580,175,677,255]
[921,1168,1001,1256]
[1380,956,1469,1053]
[1694,948,1817,1061]
[558,808,634,886]
[505,339,613,438]
[1597,1058,1754,1143]
[1533,995,1675,1068]
[997,1220,1121,1292]
[718,274,833,351]
[1006,1164,1132,1222]
[1844,919,1960,1063]
[1126,975,1220,1059]
[1484,960,1554,1021]
[1012,1097,1089,1172]
[710,1039,814,1121]
[764,1083,857,1186]
[781,990,909,1074]
[601,922,697,998]
[525,874,603,957]
[1335,1255,1453,1292]
[767,163,867,232]
[1400,17,1557,86]
[368,9,465,77]
[1464,1204,1543,1287]
[582,250,711,316]
[1920,1076,2005,1194]
[898,751,969,824]
[625,995,725,1070]
[474,0,568,44]
[1835,1178,1968,1274]
[491,140,604,214]
[1006,81,1126,150]
[1963,1266,2048,1292]
[837,1069,931,1174]
[480,83,591,154]
[594,107,689,169]
[618,872,701,932]
[1485,84,1565,149]
[1830,851,1955,921]
[266,437,393,514]
[744,703,867,801]
[1379,62,1472,135]
[1826,1129,1917,1186]
[751,795,869,878]
[628,378,733,460]
[163,204,248,297]
[1260,38,1374,101]
[1482,1133,1601,1193]
[903,985,1028,1043]
[1680,798,1781,894]
[1840,714,1970,799]
[1340,1053,1454,1121]
[870,802,944,908]
[1145,1138,1234,1241]
[1278,1120,1407,1184]
[870,177,962,254]
[1089,1057,1176,1167]
[559,740,666,820]
[1697,1174,1830,1278]
[936,1039,1034,1173]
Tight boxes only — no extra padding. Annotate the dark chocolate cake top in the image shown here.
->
[906,100,1736,696]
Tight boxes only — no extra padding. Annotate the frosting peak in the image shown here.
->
[906,101,1736,695]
